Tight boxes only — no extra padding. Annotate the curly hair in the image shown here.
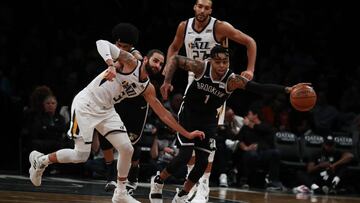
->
[111,23,139,45]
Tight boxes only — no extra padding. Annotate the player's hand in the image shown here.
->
[285,83,312,93]
[160,82,174,100]
[104,66,116,81]
[289,83,312,92]
[240,70,254,80]
[188,130,205,140]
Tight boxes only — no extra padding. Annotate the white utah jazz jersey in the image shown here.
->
[85,61,149,109]
[184,17,220,61]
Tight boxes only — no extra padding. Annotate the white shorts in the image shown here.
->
[67,90,127,143]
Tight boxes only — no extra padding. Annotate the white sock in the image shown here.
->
[117,180,126,191]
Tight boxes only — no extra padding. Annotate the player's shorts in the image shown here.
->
[67,90,127,144]
[177,106,217,153]
[115,96,149,145]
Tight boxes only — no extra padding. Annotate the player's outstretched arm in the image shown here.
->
[227,74,311,95]
[143,83,205,140]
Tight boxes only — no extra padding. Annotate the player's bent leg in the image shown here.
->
[191,150,213,203]
[29,138,91,187]
[106,132,140,203]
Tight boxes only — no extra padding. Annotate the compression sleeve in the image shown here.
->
[245,80,287,94]
[96,40,120,61]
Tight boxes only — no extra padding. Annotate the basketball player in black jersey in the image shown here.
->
[163,1,257,200]
[149,45,309,203]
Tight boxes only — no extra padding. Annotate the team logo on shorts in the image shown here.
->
[128,132,140,142]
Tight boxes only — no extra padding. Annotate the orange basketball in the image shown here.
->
[290,85,317,111]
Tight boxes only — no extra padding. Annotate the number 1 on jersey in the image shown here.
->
[204,94,210,104]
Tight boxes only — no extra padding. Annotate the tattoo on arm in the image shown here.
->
[118,50,136,66]
[164,55,205,83]
[177,56,204,75]
[227,74,248,91]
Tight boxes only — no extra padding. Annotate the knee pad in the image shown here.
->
[166,146,193,174]
[188,150,209,183]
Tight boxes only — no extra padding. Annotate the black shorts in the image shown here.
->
[177,107,217,153]
[115,96,149,144]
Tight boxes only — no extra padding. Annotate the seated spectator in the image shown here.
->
[22,85,71,174]
[28,94,68,153]
[293,135,354,195]
[236,104,284,191]
[215,107,244,187]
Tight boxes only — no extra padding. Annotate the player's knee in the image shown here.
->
[74,151,90,163]
[73,150,90,163]
[117,142,134,157]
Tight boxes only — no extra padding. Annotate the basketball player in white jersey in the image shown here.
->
[28,40,205,203]
[162,0,257,201]
[96,23,149,193]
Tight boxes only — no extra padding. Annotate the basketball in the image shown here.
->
[290,85,317,111]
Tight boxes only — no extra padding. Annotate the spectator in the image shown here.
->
[293,135,354,195]
[237,103,284,191]
[215,107,244,187]
[22,86,70,174]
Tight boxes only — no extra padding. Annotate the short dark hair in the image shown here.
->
[210,44,229,58]
[111,23,139,45]
[146,49,164,58]
[324,135,335,146]
[248,102,264,120]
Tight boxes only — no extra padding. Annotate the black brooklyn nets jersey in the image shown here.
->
[182,61,233,121]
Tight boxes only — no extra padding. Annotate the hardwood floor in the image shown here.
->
[0,174,359,203]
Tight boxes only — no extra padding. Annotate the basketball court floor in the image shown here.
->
[0,174,359,203]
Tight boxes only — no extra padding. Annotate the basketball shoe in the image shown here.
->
[105,181,117,192]
[29,150,47,186]
[191,177,209,203]
[149,171,164,203]
[126,181,138,195]
[172,188,189,203]
[112,188,140,203]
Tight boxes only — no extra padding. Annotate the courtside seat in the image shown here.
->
[333,131,360,171]
[300,132,324,163]
[274,131,304,167]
